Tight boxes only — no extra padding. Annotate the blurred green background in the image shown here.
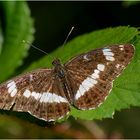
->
[0,1,140,138]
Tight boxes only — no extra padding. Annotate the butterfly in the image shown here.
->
[0,44,134,122]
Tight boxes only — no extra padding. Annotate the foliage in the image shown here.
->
[0,1,34,82]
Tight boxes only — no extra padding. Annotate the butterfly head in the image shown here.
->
[52,58,61,66]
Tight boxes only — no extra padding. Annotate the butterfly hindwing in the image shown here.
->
[0,69,70,121]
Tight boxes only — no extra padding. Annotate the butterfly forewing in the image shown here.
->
[0,44,134,121]
[65,44,134,110]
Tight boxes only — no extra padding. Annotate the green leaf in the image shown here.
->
[0,21,3,54]
[25,26,140,121]
[0,1,34,82]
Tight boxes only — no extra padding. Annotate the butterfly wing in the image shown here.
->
[65,44,134,110]
[0,69,70,121]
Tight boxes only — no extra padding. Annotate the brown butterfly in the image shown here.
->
[0,44,134,121]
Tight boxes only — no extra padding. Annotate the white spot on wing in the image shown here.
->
[103,50,114,56]
[11,89,17,97]
[31,91,41,100]
[103,48,111,52]
[23,89,31,98]
[83,54,89,61]
[29,74,33,81]
[91,72,99,79]
[116,64,120,68]
[75,85,86,100]
[119,45,124,47]
[75,63,106,100]
[39,92,68,103]
[102,48,115,61]
[94,69,100,74]
[97,64,105,71]
[23,89,68,103]
[7,81,17,97]
[7,81,14,88]
[119,45,124,48]
[107,62,109,65]
[91,69,100,79]
[119,45,124,50]
[39,93,46,102]
[75,77,97,100]
[84,77,96,90]
[106,56,115,61]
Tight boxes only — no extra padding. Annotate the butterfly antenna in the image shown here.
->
[62,26,74,48]
[22,40,55,60]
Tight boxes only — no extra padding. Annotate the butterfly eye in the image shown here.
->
[52,58,61,66]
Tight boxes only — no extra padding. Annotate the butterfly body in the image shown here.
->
[52,58,66,79]
[0,44,134,121]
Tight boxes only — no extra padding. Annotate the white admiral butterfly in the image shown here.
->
[0,44,134,121]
